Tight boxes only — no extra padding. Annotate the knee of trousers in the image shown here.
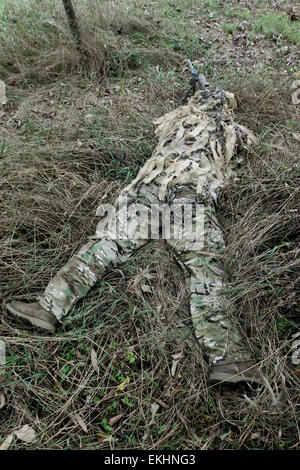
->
[43,256,100,297]
[77,238,146,267]
[77,239,123,269]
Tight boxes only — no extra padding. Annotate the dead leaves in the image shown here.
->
[91,348,99,375]
[0,433,14,451]
[108,414,123,426]
[148,403,160,427]
[0,425,36,450]
[0,81,7,105]
[0,393,5,410]
[14,425,36,443]
[142,403,160,441]
[96,415,124,443]
[71,411,124,439]
[141,283,152,294]
[72,414,88,434]
[292,132,300,142]
[97,433,110,443]
[128,270,155,297]
[171,352,183,377]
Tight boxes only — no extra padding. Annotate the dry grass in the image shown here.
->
[0,0,299,450]
[0,0,177,86]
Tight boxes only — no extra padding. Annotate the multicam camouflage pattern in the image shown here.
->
[39,85,256,365]
[125,87,256,202]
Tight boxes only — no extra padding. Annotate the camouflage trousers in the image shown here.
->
[39,182,251,365]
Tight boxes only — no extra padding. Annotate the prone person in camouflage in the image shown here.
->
[6,64,264,384]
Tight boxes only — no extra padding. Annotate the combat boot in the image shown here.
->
[5,301,57,333]
[209,360,264,385]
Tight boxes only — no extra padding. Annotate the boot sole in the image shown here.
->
[209,370,263,385]
[6,303,56,333]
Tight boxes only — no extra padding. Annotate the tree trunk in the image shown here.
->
[61,0,82,50]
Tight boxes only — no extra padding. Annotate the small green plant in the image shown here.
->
[101,418,113,433]
[125,350,137,363]
[121,396,135,408]
[221,22,239,34]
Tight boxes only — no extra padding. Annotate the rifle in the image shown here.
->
[182,59,210,103]
[187,59,210,92]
